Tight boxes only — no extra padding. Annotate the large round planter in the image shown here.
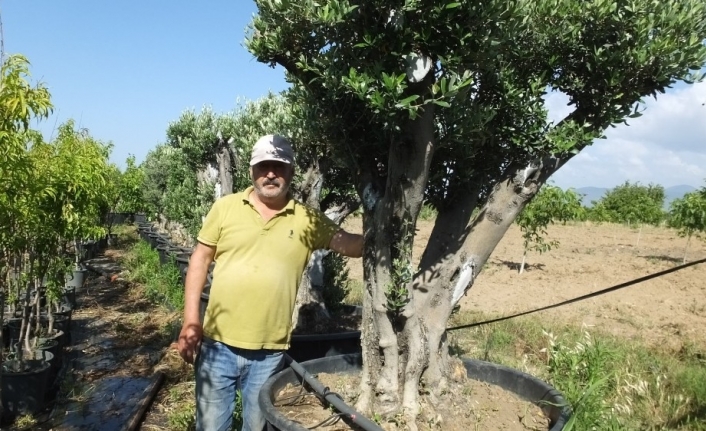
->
[259,353,571,431]
[287,331,361,363]
[1,359,51,421]
[288,305,362,362]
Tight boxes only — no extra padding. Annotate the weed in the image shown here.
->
[122,241,184,310]
[418,204,438,221]
[687,300,705,316]
[543,329,621,430]
[14,414,36,429]
[448,309,706,430]
[344,279,364,306]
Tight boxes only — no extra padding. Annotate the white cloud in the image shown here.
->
[547,82,706,189]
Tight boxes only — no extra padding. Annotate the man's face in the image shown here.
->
[250,161,293,200]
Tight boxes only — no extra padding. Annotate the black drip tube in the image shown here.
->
[284,354,384,431]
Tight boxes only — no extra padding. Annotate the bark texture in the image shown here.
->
[356,145,572,426]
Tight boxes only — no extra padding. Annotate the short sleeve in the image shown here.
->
[197,198,223,246]
[311,208,341,250]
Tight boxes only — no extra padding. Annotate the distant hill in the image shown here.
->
[574,185,697,209]
[665,185,697,208]
[575,187,608,207]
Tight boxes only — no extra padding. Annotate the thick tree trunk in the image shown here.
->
[355,106,436,424]
[356,151,570,426]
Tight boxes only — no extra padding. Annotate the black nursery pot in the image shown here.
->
[1,360,51,422]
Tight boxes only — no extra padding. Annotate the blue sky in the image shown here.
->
[3,1,705,190]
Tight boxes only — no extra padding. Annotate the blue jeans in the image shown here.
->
[195,337,284,431]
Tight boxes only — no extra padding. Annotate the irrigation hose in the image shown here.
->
[284,354,385,431]
[123,371,166,431]
[446,256,706,332]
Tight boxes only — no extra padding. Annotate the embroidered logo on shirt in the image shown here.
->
[289,229,294,239]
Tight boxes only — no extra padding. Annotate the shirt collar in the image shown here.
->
[242,186,296,213]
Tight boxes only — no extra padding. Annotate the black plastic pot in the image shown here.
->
[176,256,190,285]
[260,353,571,431]
[38,329,67,351]
[1,360,51,421]
[147,232,166,249]
[40,313,70,336]
[65,269,86,289]
[157,244,170,265]
[5,317,22,348]
[35,338,61,382]
[62,286,77,310]
[137,224,153,241]
[79,240,97,260]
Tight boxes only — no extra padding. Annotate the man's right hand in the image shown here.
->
[178,322,203,364]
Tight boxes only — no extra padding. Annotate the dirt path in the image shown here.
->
[19,250,179,431]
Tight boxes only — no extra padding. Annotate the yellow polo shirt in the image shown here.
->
[197,187,339,350]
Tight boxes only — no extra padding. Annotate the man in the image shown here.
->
[177,134,363,431]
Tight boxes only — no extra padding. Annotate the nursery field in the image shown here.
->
[343,219,706,351]
[23,222,704,430]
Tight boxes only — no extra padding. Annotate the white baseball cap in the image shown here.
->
[249,134,295,166]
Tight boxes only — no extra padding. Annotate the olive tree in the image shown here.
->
[247,0,706,424]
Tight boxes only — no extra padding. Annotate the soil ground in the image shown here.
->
[343,219,706,350]
[15,221,704,430]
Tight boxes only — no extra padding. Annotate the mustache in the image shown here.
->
[263,179,281,187]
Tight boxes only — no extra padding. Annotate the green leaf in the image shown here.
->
[396,95,420,107]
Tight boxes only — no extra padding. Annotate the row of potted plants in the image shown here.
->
[0,60,133,424]
[0,245,91,422]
